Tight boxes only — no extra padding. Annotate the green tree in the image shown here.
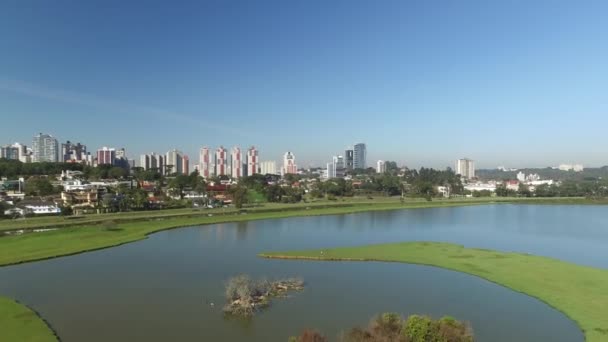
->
[24,177,55,197]
[229,184,249,209]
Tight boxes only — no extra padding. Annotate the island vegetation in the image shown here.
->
[223,274,304,316]
[289,312,473,342]
[261,242,608,342]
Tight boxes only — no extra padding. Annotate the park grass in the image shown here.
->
[0,297,58,342]
[259,242,608,342]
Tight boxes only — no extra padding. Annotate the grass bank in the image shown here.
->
[260,242,608,342]
[0,296,58,342]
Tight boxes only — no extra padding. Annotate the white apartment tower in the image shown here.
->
[377,160,386,173]
[260,161,277,175]
[456,158,475,179]
[32,133,59,163]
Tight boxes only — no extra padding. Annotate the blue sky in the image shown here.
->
[1,0,607,169]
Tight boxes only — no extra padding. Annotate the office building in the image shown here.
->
[140,153,165,175]
[32,133,59,163]
[260,161,277,175]
[326,162,335,179]
[345,149,354,171]
[199,147,213,178]
[353,143,366,169]
[61,141,87,162]
[246,146,259,176]
[0,145,19,160]
[230,146,243,178]
[456,158,475,179]
[377,160,386,173]
[282,151,297,175]
[215,146,228,176]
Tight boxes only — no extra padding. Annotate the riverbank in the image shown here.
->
[1,196,606,342]
[259,242,608,342]
[0,197,508,266]
[0,296,58,342]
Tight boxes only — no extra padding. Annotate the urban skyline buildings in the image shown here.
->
[260,161,277,175]
[456,158,475,179]
[230,146,243,179]
[353,143,367,170]
[282,151,297,175]
[377,160,386,173]
[32,133,59,163]
[247,146,259,177]
[96,147,116,165]
[215,146,228,176]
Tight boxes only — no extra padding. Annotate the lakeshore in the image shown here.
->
[1,197,606,342]
[260,241,608,342]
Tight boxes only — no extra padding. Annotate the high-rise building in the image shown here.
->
[61,141,87,162]
[12,143,30,163]
[260,161,277,175]
[230,146,243,178]
[166,149,184,175]
[199,147,213,178]
[282,151,297,175]
[246,146,259,176]
[215,146,228,176]
[345,149,354,171]
[96,147,116,165]
[326,162,335,179]
[32,133,59,163]
[353,143,367,170]
[0,145,19,160]
[182,155,190,175]
[456,158,475,179]
[377,160,386,173]
[140,153,165,174]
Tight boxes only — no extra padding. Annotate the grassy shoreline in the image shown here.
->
[0,297,59,342]
[260,242,608,342]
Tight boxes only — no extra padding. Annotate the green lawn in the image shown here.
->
[260,242,608,342]
[0,297,57,342]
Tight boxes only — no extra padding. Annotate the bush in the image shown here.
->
[327,194,337,201]
[328,313,473,342]
[101,220,121,231]
[289,330,327,342]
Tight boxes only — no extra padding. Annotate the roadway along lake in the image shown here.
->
[2,204,606,341]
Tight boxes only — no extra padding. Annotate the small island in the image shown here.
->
[223,274,304,316]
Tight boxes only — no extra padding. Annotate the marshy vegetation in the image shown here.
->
[289,312,473,342]
[223,274,304,316]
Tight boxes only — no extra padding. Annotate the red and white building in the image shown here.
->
[282,151,297,175]
[230,146,243,178]
[215,146,228,176]
[247,146,259,176]
[97,147,116,165]
[199,147,212,179]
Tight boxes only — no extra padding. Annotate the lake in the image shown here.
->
[2,204,605,341]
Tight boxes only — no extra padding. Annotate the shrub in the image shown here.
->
[289,330,327,342]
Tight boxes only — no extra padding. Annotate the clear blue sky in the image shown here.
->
[1,0,607,169]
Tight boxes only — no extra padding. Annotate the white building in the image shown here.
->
[558,164,584,172]
[516,171,526,182]
[282,151,297,175]
[260,161,277,175]
[377,160,386,173]
[456,158,475,179]
[32,133,59,163]
[140,153,165,174]
[166,149,184,175]
[326,162,335,179]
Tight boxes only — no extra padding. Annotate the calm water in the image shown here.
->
[2,204,606,342]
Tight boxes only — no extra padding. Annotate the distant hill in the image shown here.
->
[476,167,608,181]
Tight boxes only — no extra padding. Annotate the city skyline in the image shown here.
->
[2,2,608,168]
